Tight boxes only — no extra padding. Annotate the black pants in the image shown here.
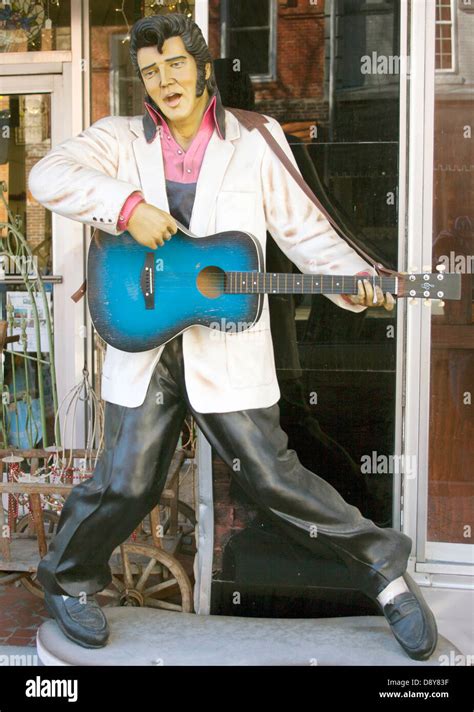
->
[37,334,412,600]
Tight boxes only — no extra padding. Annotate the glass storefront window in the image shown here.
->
[0,90,55,448]
[207,0,402,615]
[1,92,52,273]
[429,0,474,546]
[0,1,71,53]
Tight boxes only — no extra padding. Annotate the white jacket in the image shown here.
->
[28,108,371,412]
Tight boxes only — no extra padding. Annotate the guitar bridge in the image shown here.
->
[140,252,155,310]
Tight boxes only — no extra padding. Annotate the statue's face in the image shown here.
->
[138,36,210,125]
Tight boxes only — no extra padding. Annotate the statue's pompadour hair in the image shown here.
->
[130,13,217,98]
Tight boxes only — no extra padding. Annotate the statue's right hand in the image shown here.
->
[127,203,178,249]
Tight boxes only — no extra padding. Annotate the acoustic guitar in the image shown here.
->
[87,223,461,352]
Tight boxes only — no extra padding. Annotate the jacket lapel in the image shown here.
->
[130,116,169,213]
[128,109,241,236]
[189,125,234,236]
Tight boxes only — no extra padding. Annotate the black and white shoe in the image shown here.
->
[381,572,438,661]
[43,590,109,649]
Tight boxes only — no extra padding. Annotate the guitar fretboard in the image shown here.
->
[224,272,397,295]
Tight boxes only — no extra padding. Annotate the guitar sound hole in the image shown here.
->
[196,266,225,299]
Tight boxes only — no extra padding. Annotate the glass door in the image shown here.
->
[195,0,406,616]
[427,0,473,565]
[404,0,473,575]
[0,70,83,448]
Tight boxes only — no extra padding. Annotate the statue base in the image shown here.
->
[36,608,459,666]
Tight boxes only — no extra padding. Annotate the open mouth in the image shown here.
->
[164,93,182,108]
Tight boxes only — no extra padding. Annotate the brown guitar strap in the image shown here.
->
[71,108,401,301]
[71,279,87,303]
[227,107,401,279]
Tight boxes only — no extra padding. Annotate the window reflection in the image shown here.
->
[435,0,454,71]
[429,0,474,545]
[222,0,275,79]
[0,1,71,52]
[1,93,52,274]
[0,92,55,448]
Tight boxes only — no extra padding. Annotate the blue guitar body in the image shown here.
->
[87,227,264,352]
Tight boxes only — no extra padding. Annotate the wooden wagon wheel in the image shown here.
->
[169,500,196,556]
[98,542,193,612]
[0,571,28,586]
[139,500,196,556]
[177,500,196,530]
[16,510,60,598]
[17,510,60,537]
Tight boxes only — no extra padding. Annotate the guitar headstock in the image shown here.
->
[398,267,461,301]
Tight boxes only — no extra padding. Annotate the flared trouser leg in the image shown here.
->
[188,402,412,599]
[36,338,187,596]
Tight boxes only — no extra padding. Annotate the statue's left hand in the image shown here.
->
[342,272,395,311]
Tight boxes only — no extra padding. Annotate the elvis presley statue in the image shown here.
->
[28,13,437,661]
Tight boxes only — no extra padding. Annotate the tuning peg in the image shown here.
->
[409,267,418,273]
[436,263,446,273]
[424,298,432,307]
[437,300,445,308]
[409,298,418,306]
[422,265,432,272]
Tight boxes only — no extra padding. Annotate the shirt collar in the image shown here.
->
[143,88,226,144]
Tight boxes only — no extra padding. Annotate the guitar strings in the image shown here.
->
[127,274,398,294]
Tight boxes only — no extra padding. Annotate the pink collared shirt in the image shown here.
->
[117,95,222,231]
